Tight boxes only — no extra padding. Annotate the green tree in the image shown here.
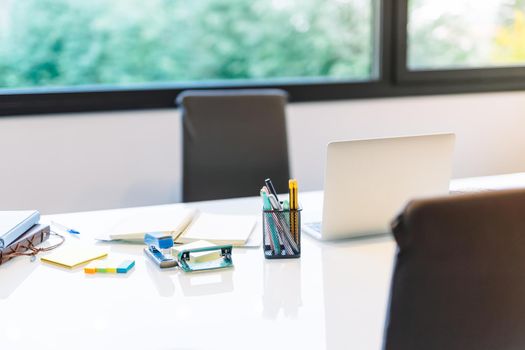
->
[0,0,373,89]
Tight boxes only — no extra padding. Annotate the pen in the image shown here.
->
[51,221,80,235]
[265,187,298,254]
[265,179,285,211]
[261,188,282,255]
[264,178,280,200]
[260,188,274,252]
[268,193,283,211]
[272,211,296,255]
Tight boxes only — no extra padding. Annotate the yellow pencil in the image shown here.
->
[293,179,298,209]
[289,179,299,244]
[289,179,295,243]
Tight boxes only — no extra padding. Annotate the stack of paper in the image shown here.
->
[97,207,198,242]
[91,207,258,247]
[176,213,256,246]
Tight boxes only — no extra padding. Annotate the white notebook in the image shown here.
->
[176,213,256,246]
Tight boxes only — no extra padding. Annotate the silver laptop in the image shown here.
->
[303,133,455,240]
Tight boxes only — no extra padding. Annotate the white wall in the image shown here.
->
[1,91,524,214]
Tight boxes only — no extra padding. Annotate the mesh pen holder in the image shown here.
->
[262,207,301,259]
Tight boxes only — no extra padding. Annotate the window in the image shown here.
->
[0,0,375,91]
[1,0,525,116]
[397,0,525,83]
[408,0,525,70]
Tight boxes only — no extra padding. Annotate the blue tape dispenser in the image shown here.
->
[144,232,178,268]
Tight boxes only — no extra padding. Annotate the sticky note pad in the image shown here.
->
[84,260,106,274]
[84,259,135,274]
[84,265,97,274]
[41,244,107,269]
[117,260,135,273]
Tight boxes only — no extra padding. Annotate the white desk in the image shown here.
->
[2,173,525,350]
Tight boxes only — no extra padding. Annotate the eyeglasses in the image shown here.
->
[4,232,65,262]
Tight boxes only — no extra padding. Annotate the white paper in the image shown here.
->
[177,213,257,246]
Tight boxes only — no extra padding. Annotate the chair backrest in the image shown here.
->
[177,89,290,202]
[384,189,525,350]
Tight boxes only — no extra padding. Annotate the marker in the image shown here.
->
[264,180,283,210]
[261,187,274,252]
[261,187,281,255]
[264,178,280,200]
[260,187,272,211]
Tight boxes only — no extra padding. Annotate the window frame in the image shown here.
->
[1,0,525,117]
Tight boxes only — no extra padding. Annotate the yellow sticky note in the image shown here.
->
[41,244,107,269]
[173,240,220,263]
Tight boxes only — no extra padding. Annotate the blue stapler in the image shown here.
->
[144,232,178,268]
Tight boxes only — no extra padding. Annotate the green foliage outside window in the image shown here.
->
[408,0,525,70]
[0,0,373,89]
[2,0,523,90]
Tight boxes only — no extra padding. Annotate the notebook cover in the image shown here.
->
[0,210,40,249]
[0,224,50,265]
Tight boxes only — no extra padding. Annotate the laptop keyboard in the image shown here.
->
[305,222,322,233]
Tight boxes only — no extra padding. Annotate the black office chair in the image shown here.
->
[384,189,525,350]
[177,89,290,202]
